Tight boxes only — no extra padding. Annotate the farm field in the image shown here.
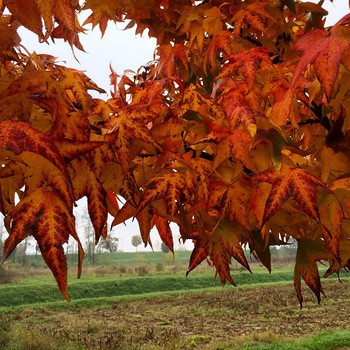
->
[0,251,349,349]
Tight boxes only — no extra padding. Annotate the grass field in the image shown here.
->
[0,250,349,349]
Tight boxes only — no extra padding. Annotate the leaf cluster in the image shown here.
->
[0,0,350,306]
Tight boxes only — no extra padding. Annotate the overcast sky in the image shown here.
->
[16,0,349,252]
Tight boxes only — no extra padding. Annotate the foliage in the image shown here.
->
[0,0,349,306]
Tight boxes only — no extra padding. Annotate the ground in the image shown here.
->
[3,279,350,350]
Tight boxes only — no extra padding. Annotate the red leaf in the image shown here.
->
[293,25,350,101]
[252,164,327,226]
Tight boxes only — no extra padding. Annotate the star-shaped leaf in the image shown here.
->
[1,187,83,301]
[138,172,194,216]
[187,220,251,285]
[252,164,327,226]
[293,24,350,101]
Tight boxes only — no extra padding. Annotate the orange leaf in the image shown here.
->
[252,164,327,226]
[1,187,83,301]
[6,0,43,39]
[195,123,255,171]
[324,240,350,278]
[55,139,104,161]
[249,229,285,272]
[151,215,174,253]
[156,44,189,78]
[208,180,251,230]
[19,151,74,209]
[187,220,251,285]
[0,121,69,176]
[217,47,273,87]
[206,31,233,74]
[70,158,108,242]
[138,173,193,216]
[294,237,332,307]
[83,0,122,36]
[111,203,136,227]
[318,191,343,258]
[53,0,78,33]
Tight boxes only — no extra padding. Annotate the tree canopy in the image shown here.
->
[0,0,349,307]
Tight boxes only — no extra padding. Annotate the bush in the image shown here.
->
[155,263,164,272]
[135,266,149,276]
[0,267,14,283]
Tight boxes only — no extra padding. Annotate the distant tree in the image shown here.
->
[79,213,96,264]
[161,242,170,254]
[131,235,142,252]
[98,236,119,253]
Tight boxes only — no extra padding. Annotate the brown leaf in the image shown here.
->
[294,237,332,308]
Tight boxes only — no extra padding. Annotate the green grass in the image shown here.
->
[0,267,296,309]
[0,261,347,309]
[240,330,350,350]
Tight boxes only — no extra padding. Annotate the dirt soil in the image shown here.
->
[4,279,350,349]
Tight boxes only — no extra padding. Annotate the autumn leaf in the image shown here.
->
[1,187,83,301]
[83,0,122,36]
[252,164,327,226]
[205,31,233,74]
[194,123,255,171]
[231,2,276,35]
[324,240,350,278]
[156,44,189,78]
[70,158,108,242]
[0,70,58,122]
[208,179,251,230]
[111,202,136,227]
[187,220,251,285]
[54,66,105,113]
[217,47,273,88]
[138,172,194,216]
[0,120,69,176]
[151,215,174,253]
[318,190,343,258]
[5,0,44,39]
[55,139,105,161]
[293,23,350,101]
[18,151,74,209]
[269,88,298,127]
[248,229,288,272]
[294,237,332,307]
